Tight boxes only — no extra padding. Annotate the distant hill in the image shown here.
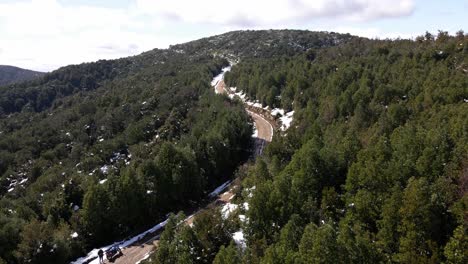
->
[0,65,45,86]
[0,30,355,114]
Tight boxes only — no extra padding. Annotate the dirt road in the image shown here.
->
[214,78,227,94]
[247,110,272,156]
[248,110,272,142]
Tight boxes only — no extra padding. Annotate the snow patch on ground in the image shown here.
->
[253,102,262,108]
[271,108,294,131]
[99,179,107,184]
[233,230,246,248]
[100,165,109,174]
[135,252,152,264]
[246,101,263,108]
[245,186,256,198]
[221,203,238,219]
[252,121,258,138]
[234,91,247,101]
[271,108,285,116]
[7,176,29,193]
[19,178,28,184]
[227,85,294,132]
[279,111,294,131]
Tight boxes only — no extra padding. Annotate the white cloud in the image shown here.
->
[136,0,415,26]
[0,0,416,71]
[0,0,176,71]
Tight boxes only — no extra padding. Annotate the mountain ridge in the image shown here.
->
[0,65,45,86]
[0,30,358,115]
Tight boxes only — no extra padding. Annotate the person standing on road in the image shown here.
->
[98,249,104,264]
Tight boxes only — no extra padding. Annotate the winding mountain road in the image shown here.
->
[75,67,273,264]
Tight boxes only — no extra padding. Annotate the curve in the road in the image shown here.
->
[247,110,273,142]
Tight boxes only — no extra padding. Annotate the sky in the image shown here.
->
[0,0,466,72]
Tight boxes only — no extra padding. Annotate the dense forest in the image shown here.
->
[0,44,257,263]
[142,31,468,264]
[1,30,467,264]
[0,66,44,87]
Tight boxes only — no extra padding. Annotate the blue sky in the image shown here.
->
[0,0,466,71]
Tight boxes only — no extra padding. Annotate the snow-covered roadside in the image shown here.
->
[72,180,234,264]
[229,88,294,132]
[211,66,231,94]
[135,252,152,264]
[71,220,168,264]
[271,108,294,131]
[252,121,258,138]
[210,64,293,133]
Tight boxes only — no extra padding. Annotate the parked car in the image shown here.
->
[105,245,122,261]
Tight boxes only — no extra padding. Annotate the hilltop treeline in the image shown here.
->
[0,65,44,87]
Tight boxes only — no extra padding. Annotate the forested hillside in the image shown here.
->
[0,54,253,263]
[0,29,466,264]
[144,31,468,264]
[0,65,44,87]
[0,30,356,264]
